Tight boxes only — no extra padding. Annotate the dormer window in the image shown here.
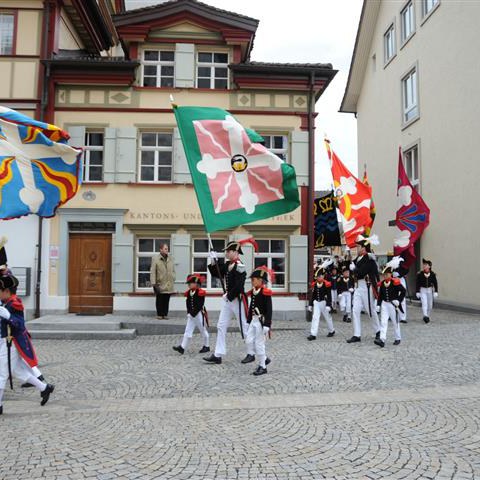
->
[196,51,228,89]
[142,50,175,87]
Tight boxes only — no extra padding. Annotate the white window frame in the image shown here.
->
[422,0,439,19]
[401,66,419,126]
[403,144,420,190]
[383,23,396,65]
[83,131,104,183]
[254,239,287,291]
[141,49,175,88]
[196,51,229,89]
[400,1,415,45]
[0,12,14,55]
[138,131,173,183]
[136,237,171,291]
[260,133,289,162]
[192,238,226,290]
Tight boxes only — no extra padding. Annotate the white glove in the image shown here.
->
[209,250,218,260]
[222,293,228,301]
[349,262,355,271]
[349,288,354,293]
[307,306,313,312]
[434,292,438,298]
[0,306,11,320]
[375,305,380,313]
[325,306,331,313]
[263,326,270,336]
[392,300,400,307]
[416,292,421,299]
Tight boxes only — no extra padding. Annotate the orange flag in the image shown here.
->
[362,167,376,235]
[325,139,373,247]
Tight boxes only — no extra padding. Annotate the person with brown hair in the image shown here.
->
[150,243,176,319]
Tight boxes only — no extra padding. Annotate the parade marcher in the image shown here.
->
[245,267,273,376]
[328,266,339,313]
[173,274,210,355]
[374,265,406,348]
[347,235,381,344]
[0,275,54,414]
[387,255,409,324]
[307,266,335,340]
[150,243,176,319]
[203,239,256,365]
[416,258,438,323]
[337,266,354,323]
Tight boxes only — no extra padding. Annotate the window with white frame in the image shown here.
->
[402,68,418,124]
[261,134,288,161]
[384,24,396,64]
[0,12,14,55]
[401,1,415,43]
[136,238,170,289]
[83,131,104,182]
[196,52,228,89]
[403,145,420,190]
[142,50,175,87]
[422,0,439,17]
[192,238,226,289]
[254,239,286,289]
[139,132,173,182]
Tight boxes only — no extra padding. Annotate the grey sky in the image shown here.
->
[125,0,363,189]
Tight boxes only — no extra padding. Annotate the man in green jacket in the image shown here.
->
[150,243,176,319]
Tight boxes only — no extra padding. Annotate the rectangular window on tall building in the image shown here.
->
[403,145,420,190]
[192,238,226,289]
[0,12,14,55]
[261,134,288,161]
[138,131,173,183]
[254,239,286,289]
[383,24,396,64]
[402,68,419,125]
[142,50,175,87]
[83,131,104,182]
[136,238,170,289]
[422,0,439,17]
[196,52,228,89]
[401,1,415,43]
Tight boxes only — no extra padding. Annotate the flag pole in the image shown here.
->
[207,233,226,293]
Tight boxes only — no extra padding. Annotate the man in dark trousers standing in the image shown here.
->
[150,243,176,319]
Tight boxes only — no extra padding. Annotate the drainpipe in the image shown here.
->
[307,71,316,290]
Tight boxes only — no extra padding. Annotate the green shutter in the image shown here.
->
[175,43,195,88]
[115,127,137,183]
[289,234,307,293]
[173,127,191,184]
[113,232,134,293]
[291,131,309,186]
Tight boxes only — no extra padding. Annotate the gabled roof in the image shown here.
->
[340,1,381,113]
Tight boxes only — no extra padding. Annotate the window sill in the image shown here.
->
[401,114,420,131]
[131,181,174,186]
[400,31,416,50]
[383,53,397,69]
[133,86,230,92]
[0,54,39,58]
[421,1,441,26]
[82,182,109,186]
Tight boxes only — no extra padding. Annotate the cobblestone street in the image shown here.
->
[1,307,479,479]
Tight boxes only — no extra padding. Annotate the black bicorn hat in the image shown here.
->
[422,258,432,267]
[0,275,18,290]
[186,273,204,285]
[250,267,269,283]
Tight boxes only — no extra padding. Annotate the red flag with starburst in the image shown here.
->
[362,167,376,235]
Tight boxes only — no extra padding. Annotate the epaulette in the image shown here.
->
[197,288,206,296]
[7,295,23,312]
[184,290,190,297]
[262,288,273,296]
[392,278,401,286]
[310,281,316,288]
[247,289,253,296]
[377,281,382,287]
[324,280,332,288]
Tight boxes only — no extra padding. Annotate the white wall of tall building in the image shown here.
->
[353,0,480,308]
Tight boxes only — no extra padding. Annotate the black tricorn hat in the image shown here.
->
[0,275,18,290]
[314,266,326,278]
[223,241,243,255]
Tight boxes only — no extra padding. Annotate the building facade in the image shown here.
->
[1,0,336,317]
[341,0,480,310]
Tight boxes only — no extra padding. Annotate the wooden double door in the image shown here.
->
[68,233,113,314]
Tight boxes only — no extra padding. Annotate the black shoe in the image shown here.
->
[198,346,210,354]
[332,309,337,314]
[393,340,401,345]
[327,331,335,337]
[342,314,348,322]
[253,366,268,376]
[375,331,381,340]
[40,384,55,406]
[346,317,352,323]
[21,382,34,388]
[400,320,408,324]
[374,338,385,348]
[0,405,2,415]
[346,336,361,343]
[172,345,184,355]
[241,354,255,364]
[203,354,222,364]
[265,357,271,366]
[423,316,430,323]
[307,335,316,341]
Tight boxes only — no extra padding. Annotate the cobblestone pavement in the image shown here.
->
[1,307,479,479]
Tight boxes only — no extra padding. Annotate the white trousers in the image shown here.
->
[245,317,267,368]
[399,277,407,321]
[181,312,209,350]
[380,303,401,342]
[331,289,338,308]
[352,280,380,338]
[0,339,46,405]
[339,291,352,315]
[420,287,434,317]
[311,300,334,336]
[214,297,251,357]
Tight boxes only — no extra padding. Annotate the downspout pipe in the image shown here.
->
[307,71,316,291]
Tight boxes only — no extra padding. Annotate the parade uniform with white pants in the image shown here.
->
[416,269,438,319]
[308,279,334,336]
[398,276,407,322]
[419,287,434,317]
[377,278,406,343]
[337,276,355,318]
[179,286,210,351]
[181,312,209,350]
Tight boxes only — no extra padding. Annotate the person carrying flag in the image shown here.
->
[416,258,438,323]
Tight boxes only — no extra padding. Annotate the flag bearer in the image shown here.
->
[374,266,406,348]
[0,276,54,414]
[337,267,354,323]
[416,258,438,323]
[173,274,210,355]
[347,235,381,344]
[203,239,257,365]
[307,267,335,340]
[245,267,273,376]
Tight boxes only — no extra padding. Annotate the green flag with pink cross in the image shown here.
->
[173,105,300,233]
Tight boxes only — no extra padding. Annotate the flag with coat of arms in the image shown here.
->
[173,105,300,232]
[0,106,82,219]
